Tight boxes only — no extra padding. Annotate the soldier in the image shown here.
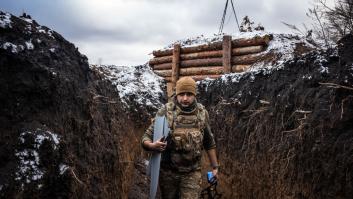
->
[142,77,219,199]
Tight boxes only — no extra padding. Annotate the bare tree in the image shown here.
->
[308,0,353,42]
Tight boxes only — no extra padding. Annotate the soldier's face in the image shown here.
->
[177,92,195,107]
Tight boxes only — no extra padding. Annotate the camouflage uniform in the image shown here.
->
[142,99,216,199]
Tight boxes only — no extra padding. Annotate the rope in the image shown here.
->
[218,0,229,34]
[230,0,241,32]
[218,0,241,34]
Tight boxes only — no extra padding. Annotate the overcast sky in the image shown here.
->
[1,0,321,66]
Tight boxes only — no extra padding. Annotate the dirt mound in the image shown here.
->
[0,11,158,198]
[196,34,353,198]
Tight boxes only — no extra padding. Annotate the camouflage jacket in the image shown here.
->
[141,100,216,172]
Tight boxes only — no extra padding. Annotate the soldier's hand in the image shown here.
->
[152,138,167,152]
[212,168,218,180]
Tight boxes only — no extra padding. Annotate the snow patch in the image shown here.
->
[92,64,164,110]
[15,149,44,184]
[49,48,56,53]
[37,26,55,38]
[302,74,312,80]
[314,56,329,74]
[20,17,33,24]
[319,65,329,74]
[59,164,69,175]
[2,42,18,53]
[15,130,61,187]
[0,12,12,28]
[25,39,34,50]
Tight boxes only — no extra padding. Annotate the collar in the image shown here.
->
[174,97,197,114]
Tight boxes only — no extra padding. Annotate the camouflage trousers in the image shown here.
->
[159,168,202,199]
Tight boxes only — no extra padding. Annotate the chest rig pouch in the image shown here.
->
[164,103,206,172]
[172,114,203,153]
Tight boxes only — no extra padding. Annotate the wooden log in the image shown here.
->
[180,50,222,60]
[165,74,221,82]
[172,44,181,88]
[232,54,263,65]
[232,35,273,47]
[232,45,264,56]
[152,41,223,57]
[149,56,172,65]
[153,49,173,57]
[223,35,232,73]
[180,58,223,68]
[155,66,224,77]
[154,70,172,77]
[153,63,172,70]
[232,65,251,72]
[181,42,222,54]
[167,82,174,99]
[180,66,224,76]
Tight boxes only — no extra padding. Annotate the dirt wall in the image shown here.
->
[197,34,353,199]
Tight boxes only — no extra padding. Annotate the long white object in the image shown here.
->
[149,116,170,199]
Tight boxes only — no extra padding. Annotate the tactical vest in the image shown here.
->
[161,101,207,173]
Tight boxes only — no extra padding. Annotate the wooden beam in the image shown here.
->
[231,54,263,65]
[222,35,232,73]
[232,45,264,56]
[149,55,172,65]
[167,82,174,99]
[171,44,181,91]
[153,63,172,70]
[152,41,223,57]
[155,66,224,77]
[180,57,223,68]
[165,74,221,82]
[154,70,172,77]
[180,50,223,60]
[232,35,273,47]
[180,66,224,76]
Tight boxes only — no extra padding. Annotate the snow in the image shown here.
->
[49,48,56,52]
[302,74,312,80]
[20,17,33,24]
[15,149,44,184]
[2,42,18,53]
[313,55,329,74]
[2,41,35,53]
[92,64,164,110]
[15,130,61,187]
[319,65,329,74]
[25,39,34,50]
[59,164,69,175]
[37,26,55,38]
[0,12,12,28]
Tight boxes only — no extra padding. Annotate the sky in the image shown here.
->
[0,0,320,66]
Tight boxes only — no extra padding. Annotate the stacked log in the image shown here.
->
[149,34,273,84]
